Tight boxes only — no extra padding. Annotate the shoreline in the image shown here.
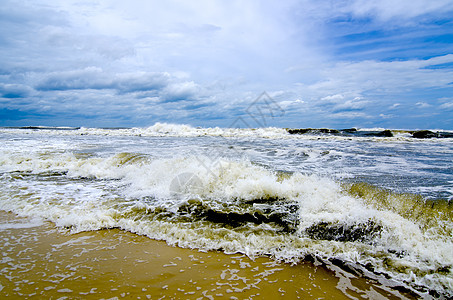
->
[0,211,417,299]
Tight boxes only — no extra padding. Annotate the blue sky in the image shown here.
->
[1,0,452,129]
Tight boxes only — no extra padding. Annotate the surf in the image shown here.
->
[0,148,452,297]
[0,126,452,297]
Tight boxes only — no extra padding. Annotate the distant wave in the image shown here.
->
[1,122,453,139]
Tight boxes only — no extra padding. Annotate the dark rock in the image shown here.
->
[305,220,382,243]
[287,128,340,135]
[341,128,358,133]
[412,130,437,138]
[177,199,299,233]
[434,266,451,275]
[204,209,298,233]
[376,130,393,137]
[319,128,340,134]
[287,128,311,134]
[303,253,316,263]
[438,132,453,138]
[393,285,420,297]
[387,249,407,258]
[364,130,393,137]
[330,258,363,276]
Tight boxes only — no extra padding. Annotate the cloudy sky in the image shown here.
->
[1,0,452,129]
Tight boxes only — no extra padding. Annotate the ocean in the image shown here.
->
[0,123,452,299]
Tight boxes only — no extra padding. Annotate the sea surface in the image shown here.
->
[0,123,452,298]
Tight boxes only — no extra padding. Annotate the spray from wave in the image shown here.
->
[2,122,453,141]
[0,149,452,297]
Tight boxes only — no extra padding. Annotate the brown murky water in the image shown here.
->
[0,211,414,299]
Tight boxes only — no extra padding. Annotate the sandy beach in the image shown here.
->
[0,211,417,299]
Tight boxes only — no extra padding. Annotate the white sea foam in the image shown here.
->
[0,218,44,230]
[5,122,451,142]
[0,128,452,296]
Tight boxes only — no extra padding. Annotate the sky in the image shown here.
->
[1,0,453,129]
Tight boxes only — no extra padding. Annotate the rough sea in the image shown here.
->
[0,123,452,298]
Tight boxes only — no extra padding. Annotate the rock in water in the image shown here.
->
[376,130,393,137]
[412,130,437,139]
[287,128,340,135]
[364,130,393,137]
[305,220,382,243]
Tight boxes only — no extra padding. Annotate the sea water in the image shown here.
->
[0,124,452,298]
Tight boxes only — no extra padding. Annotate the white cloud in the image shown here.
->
[305,55,453,96]
[279,99,304,109]
[349,0,453,22]
[161,81,201,102]
[0,83,34,98]
[416,102,431,108]
[1,0,452,128]
[329,111,370,119]
[440,102,453,110]
[389,103,401,109]
[321,94,344,102]
[379,113,394,119]
[34,68,171,94]
[333,99,368,111]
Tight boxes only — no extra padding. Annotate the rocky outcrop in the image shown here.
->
[287,128,340,135]
[412,130,437,139]
[364,130,393,137]
[412,130,453,139]
[286,128,452,139]
[305,220,382,243]
[340,128,358,133]
[177,198,299,233]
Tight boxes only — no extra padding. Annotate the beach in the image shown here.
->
[0,210,417,299]
[2,0,453,298]
[0,126,451,298]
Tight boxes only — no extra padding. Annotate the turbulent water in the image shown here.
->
[1,123,452,298]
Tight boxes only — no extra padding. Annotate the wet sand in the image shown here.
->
[0,211,414,299]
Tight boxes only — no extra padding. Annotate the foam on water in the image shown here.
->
[2,123,452,142]
[0,218,44,231]
[0,149,452,297]
[0,123,288,139]
[0,127,452,297]
[0,123,430,140]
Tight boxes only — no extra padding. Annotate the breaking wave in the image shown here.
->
[2,122,452,140]
[0,150,452,298]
